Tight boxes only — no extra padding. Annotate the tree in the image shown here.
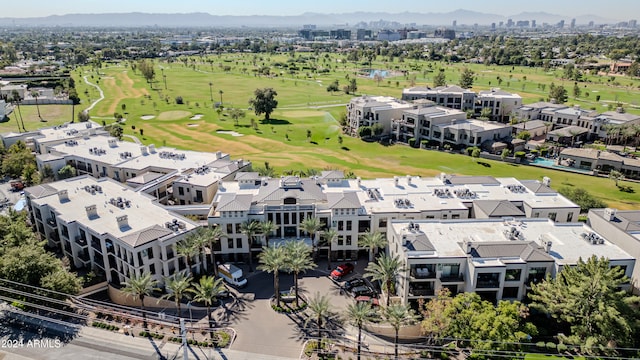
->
[259,221,277,248]
[189,276,226,339]
[348,78,358,94]
[359,231,386,261]
[365,253,407,306]
[300,217,322,260]
[229,108,246,126]
[77,111,90,122]
[573,82,581,98]
[326,80,340,93]
[609,170,624,186]
[479,107,493,120]
[41,269,83,296]
[138,59,155,88]
[420,289,452,344]
[57,165,76,180]
[284,240,316,308]
[160,271,192,318]
[381,303,418,360]
[109,124,123,140]
[471,147,481,161]
[459,67,475,89]
[500,148,511,161]
[219,89,224,105]
[10,90,26,132]
[2,141,35,178]
[517,131,531,141]
[176,236,198,275]
[558,187,606,212]
[322,228,338,270]
[433,69,446,87]
[208,82,213,102]
[344,302,375,360]
[122,272,160,328]
[201,226,224,276]
[258,245,287,307]
[307,292,333,341]
[30,90,42,120]
[240,220,261,272]
[529,256,639,355]
[549,83,568,103]
[249,88,278,122]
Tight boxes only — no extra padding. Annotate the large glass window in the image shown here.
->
[505,269,522,281]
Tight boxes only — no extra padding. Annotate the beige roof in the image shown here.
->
[560,148,599,159]
[120,225,174,247]
[216,193,253,212]
[474,200,525,217]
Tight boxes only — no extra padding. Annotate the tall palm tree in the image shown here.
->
[300,217,322,260]
[30,90,42,121]
[381,303,418,360]
[176,236,199,275]
[208,82,213,102]
[307,292,332,341]
[260,220,277,247]
[284,240,317,308]
[322,228,338,270]
[10,90,26,132]
[359,230,387,261]
[202,226,224,276]
[344,302,375,360]
[192,229,210,275]
[240,220,261,272]
[189,276,226,339]
[219,89,224,105]
[122,272,160,328]
[160,271,192,318]
[257,245,286,307]
[365,254,407,306]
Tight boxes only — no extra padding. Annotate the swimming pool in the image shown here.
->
[369,70,388,78]
[530,158,592,174]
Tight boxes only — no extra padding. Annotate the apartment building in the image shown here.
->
[208,172,580,263]
[35,134,249,205]
[346,95,415,136]
[475,89,523,122]
[0,100,9,119]
[25,176,201,286]
[388,218,635,307]
[1,121,105,153]
[588,208,640,293]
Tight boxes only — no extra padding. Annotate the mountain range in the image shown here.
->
[0,10,617,28]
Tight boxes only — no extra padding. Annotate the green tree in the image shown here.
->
[57,165,76,180]
[138,59,155,88]
[199,226,224,276]
[122,272,160,328]
[348,78,358,94]
[176,236,198,275]
[381,303,418,360]
[284,240,316,308]
[549,83,568,103]
[471,147,481,161]
[365,253,406,306]
[326,80,340,93]
[160,271,192,318]
[359,230,386,261]
[479,107,493,120]
[2,141,35,178]
[260,221,277,248]
[517,131,531,141]
[229,108,246,126]
[300,217,322,260]
[249,88,278,122]
[558,187,606,212]
[609,169,624,186]
[344,302,376,360]
[322,228,338,270]
[240,220,261,272]
[459,67,475,88]
[41,269,83,296]
[306,292,333,341]
[189,276,226,339]
[529,256,639,355]
[257,245,287,307]
[109,124,123,140]
[573,82,581,98]
[500,148,511,161]
[433,69,446,87]
[420,289,452,344]
[30,90,42,120]
[77,111,90,122]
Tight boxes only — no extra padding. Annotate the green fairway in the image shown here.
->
[0,104,74,133]
[69,55,640,209]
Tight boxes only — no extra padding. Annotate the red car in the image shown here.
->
[330,263,354,280]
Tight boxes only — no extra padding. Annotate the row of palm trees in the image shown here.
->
[603,123,640,147]
[122,271,226,339]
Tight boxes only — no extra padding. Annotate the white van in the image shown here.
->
[217,264,248,288]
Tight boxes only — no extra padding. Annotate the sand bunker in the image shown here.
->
[216,130,244,137]
[140,115,155,120]
[187,124,199,127]
[190,114,204,120]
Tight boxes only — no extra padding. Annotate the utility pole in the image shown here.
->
[180,318,188,360]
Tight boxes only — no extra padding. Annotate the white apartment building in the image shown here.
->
[346,95,415,136]
[0,100,10,119]
[1,121,105,153]
[25,176,201,286]
[35,134,249,205]
[475,89,523,122]
[208,172,580,263]
[388,218,635,307]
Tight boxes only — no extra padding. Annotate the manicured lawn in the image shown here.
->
[68,56,640,209]
[0,104,74,133]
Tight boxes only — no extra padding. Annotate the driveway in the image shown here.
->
[213,258,370,359]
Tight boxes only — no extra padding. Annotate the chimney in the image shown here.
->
[58,190,69,202]
[148,144,156,153]
[406,175,412,185]
[545,240,552,253]
[604,208,617,221]
[140,146,148,155]
[116,215,129,229]
[394,176,399,187]
[108,139,117,147]
[356,177,361,187]
[85,204,98,219]
[216,151,222,159]
[465,240,473,254]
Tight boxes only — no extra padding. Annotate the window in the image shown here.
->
[292,213,297,223]
[227,238,234,249]
[548,212,557,221]
[452,214,460,219]
[226,224,233,234]
[338,221,344,231]
[378,218,387,228]
[567,213,573,222]
[149,264,156,274]
[147,248,154,260]
[502,287,519,299]
[505,269,522,281]
[235,223,241,233]
[236,238,242,249]
[346,236,352,246]
[338,236,344,246]
[284,213,289,224]
[528,267,546,284]
[178,187,184,196]
[346,221,352,231]
[533,212,540,218]
[284,197,296,205]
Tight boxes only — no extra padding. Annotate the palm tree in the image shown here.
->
[202,226,224,276]
[208,82,213,102]
[365,254,407,306]
[160,271,192,318]
[10,90,26,132]
[344,302,375,360]
[260,220,277,247]
[176,236,198,275]
[307,292,332,341]
[381,303,418,360]
[30,90,42,121]
[219,89,224,105]
[300,217,322,260]
[257,246,287,307]
[192,229,210,275]
[322,228,338,270]
[240,220,261,272]
[189,276,226,339]
[122,272,160,328]
[359,230,387,261]
[284,240,317,308]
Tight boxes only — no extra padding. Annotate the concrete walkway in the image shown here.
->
[82,75,105,113]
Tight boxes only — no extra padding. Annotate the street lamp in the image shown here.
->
[186,301,193,326]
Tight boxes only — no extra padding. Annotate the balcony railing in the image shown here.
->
[476,280,500,289]
[46,218,57,227]
[409,287,435,296]
[410,267,436,279]
[440,274,464,282]
[74,236,87,247]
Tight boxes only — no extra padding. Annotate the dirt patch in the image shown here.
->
[101,71,149,116]
[157,111,192,120]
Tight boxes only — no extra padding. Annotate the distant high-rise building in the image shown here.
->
[434,28,456,40]
[588,21,595,27]
[516,20,530,27]
[356,29,373,41]
[532,20,536,28]
[499,21,504,27]
[491,23,496,30]
[570,18,576,28]
[452,20,457,27]
[330,29,351,40]
[558,20,565,28]
[630,19,637,28]
[303,24,316,30]
[507,18,514,27]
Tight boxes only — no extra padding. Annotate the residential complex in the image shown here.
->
[25,176,201,287]
[557,148,640,178]
[1,120,106,153]
[388,218,635,306]
[208,171,579,262]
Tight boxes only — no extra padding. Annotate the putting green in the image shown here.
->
[157,110,192,120]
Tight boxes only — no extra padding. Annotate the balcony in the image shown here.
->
[409,284,435,297]
[410,266,436,280]
[78,251,90,263]
[74,235,87,247]
[91,240,102,253]
[46,218,57,227]
[527,274,546,286]
[476,273,500,289]
[440,274,464,283]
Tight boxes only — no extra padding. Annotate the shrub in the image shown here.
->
[546,342,557,350]
[408,138,417,148]
[557,343,568,352]
[420,140,428,148]
[175,96,184,104]
[514,151,526,158]
[214,331,231,348]
[357,126,372,138]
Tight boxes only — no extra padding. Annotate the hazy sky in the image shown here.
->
[3,0,637,19]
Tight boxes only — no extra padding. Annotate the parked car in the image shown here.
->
[330,263,354,280]
[343,277,366,292]
[355,295,379,307]
[350,285,376,298]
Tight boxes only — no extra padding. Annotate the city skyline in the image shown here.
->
[1,0,638,21]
